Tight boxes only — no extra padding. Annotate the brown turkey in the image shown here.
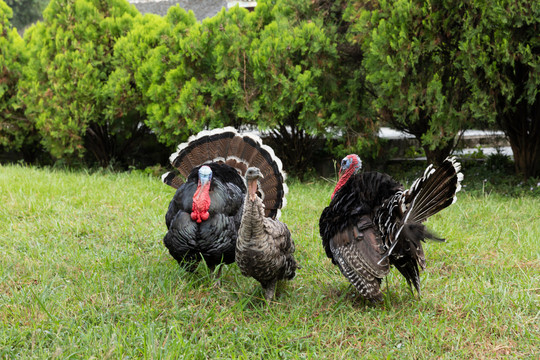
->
[236,167,299,301]
[162,128,287,280]
[319,155,463,303]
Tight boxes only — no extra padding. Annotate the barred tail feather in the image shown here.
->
[163,127,287,219]
[378,157,462,294]
[393,222,444,293]
[404,157,463,224]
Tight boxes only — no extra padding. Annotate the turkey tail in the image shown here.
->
[377,157,463,292]
[162,127,287,219]
[402,156,463,224]
[391,223,439,294]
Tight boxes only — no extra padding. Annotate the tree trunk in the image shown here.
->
[85,123,112,167]
[84,113,153,168]
[422,141,455,166]
[267,113,320,179]
[511,139,540,179]
[496,60,540,179]
[504,113,540,179]
[498,92,539,179]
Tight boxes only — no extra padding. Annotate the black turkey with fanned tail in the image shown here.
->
[319,155,463,303]
[162,127,287,279]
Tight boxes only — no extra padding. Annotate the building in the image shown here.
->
[128,0,256,21]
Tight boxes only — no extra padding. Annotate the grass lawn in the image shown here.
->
[1,163,538,359]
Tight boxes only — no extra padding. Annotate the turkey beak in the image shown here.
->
[248,174,262,201]
[199,176,210,188]
[248,180,256,200]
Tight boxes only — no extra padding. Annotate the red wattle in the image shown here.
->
[331,169,353,199]
[191,182,211,223]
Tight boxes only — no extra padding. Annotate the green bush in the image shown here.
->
[10,0,535,176]
[10,0,375,172]
[347,0,474,165]
[141,5,258,147]
[141,0,374,176]
[0,0,41,161]
[18,0,164,167]
[106,12,173,133]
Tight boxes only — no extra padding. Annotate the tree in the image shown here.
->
[5,0,48,32]
[292,0,380,165]
[142,0,373,176]
[0,0,40,161]
[106,12,175,128]
[105,12,178,167]
[247,1,340,175]
[348,0,474,165]
[108,6,200,149]
[19,0,152,167]
[142,5,259,148]
[459,0,540,178]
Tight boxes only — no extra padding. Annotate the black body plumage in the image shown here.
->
[164,163,245,268]
[319,156,462,302]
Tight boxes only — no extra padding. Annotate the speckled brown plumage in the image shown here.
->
[236,168,298,301]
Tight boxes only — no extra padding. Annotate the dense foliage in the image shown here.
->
[347,0,475,165]
[459,0,540,178]
[4,0,48,31]
[137,1,367,176]
[141,6,253,145]
[19,0,166,167]
[0,0,40,160]
[106,9,194,148]
[347,0,539,175]
[0,0,537,177]
[254,0,377,174]
[0,1,23,146]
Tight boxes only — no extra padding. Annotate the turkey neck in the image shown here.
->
[239,180,265,242]
[248,178,258,201]
[332,167,354,199]
[194,181,210,201]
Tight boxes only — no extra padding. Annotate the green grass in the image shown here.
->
[1,164,538,359]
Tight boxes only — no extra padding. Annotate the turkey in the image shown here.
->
[162,127,287,280]
[319,155,463,302]
[236,167,299,302]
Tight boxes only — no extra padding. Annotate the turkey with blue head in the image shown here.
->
[162,127,287,281]
[319,155,463,303]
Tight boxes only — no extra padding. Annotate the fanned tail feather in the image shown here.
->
[378,157,463,294]
[161,170,184,189]
[163,127,287,219]
[403,157,463,224]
